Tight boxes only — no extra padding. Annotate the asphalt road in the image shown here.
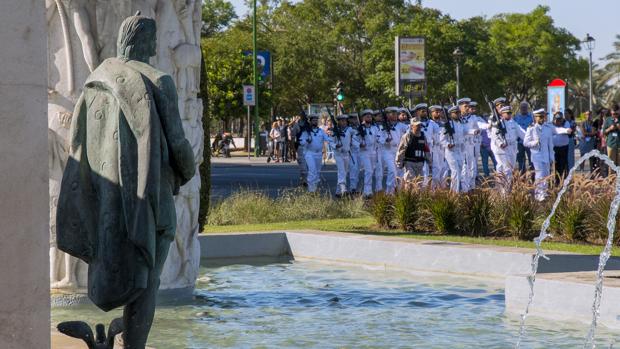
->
[210,156,338,202]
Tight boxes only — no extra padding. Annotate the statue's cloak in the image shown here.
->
[57,58,167,311]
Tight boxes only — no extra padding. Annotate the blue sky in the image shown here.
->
[228,0,618,64]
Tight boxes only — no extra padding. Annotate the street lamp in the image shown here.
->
[453,47,464,99]
[584,33,595,112]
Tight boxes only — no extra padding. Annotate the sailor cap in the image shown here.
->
[457,97,471,105]
[533,108,546,115]
[385,106,400,113]
[373,110,381,115]
[469,101,478,107]
[429,105,443,111]
[360,109,374,116]
[448,106,459,114]
[308,114,320,119]
[348,112,359,118]
[412,103,428,112]
[336,114,348,120]
[410,117,423,125]
[493,97,507,105]
[399,107,409,114]
[500,106,512,113]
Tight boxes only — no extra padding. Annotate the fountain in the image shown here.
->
[516,150,620,348]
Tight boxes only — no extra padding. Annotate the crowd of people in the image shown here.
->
[264,97,620,200]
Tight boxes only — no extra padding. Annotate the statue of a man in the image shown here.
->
[56,12,195,348]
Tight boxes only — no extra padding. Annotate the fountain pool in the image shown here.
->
[52,259,620,348]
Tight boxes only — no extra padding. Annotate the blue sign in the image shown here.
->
[243,50,271,81]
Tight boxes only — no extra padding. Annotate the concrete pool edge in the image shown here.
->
[199,230,620,329]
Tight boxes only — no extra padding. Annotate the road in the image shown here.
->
[210,156,338,202]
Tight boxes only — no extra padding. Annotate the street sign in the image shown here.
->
[243,85,255,106]
[547,79,566,121]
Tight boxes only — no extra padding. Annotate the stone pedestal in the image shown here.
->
[0,1,49,348]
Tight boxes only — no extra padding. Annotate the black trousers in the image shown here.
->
[554,145,569,183]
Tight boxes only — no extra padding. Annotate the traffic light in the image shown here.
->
[336,81,345,101]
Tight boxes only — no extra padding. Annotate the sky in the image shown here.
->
[228,0,618,64]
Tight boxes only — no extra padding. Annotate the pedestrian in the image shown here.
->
[269,121,280,162]
[564,108,578,170]
[278,118,289,162]
[440,106,465,193]
[348,113,362,194]
[524,109,571,201]
[603,105,620,167]
[288,118,297,161]
[514,101,534,172]
[329,114,357,197]
[299,114,330,192]
[595,108,610,176]
[258,124,268,156]
[357,109,381,198]
[552,111,571,182]
[291,115,309,185]
[578,110,598,172]
[396,117,431,183]
[490,105,525,193]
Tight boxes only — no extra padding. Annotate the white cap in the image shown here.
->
[448,106,459,114]
[533,108,546,115]
[457,98,471,105]
[361,109,374,116]
[385,106,399,113]
[500,106,512,114]
[336,114,348,120]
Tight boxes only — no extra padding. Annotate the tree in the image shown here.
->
[482,6,588,105]
[202,0,238,37]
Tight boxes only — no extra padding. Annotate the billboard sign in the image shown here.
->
[547,79,566,121]
[395,36,426,96]
[243,50,271,81]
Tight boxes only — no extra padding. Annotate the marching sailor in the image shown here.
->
[490,105,526,192]
[396,117,431,183]
[358,109,382,197]
[457,97,480,192]
[373,110,386,192]
[440,106,466,193]
[380,106,408,194]
[428,105,447,189]
[329,113,357,197]
[348,113,362,194]
[299,114,331,193]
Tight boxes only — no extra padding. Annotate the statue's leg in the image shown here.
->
[122,232,172,349]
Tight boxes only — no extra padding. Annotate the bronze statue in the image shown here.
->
[56,11,196,348]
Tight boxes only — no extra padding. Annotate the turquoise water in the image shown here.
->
[52,259,619,348]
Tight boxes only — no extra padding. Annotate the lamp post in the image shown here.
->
[252,0,259,157]
[584,33,595,112]
[453,47,464,99]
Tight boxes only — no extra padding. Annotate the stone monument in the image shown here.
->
[56,12,196,348]
[47,0,204,295]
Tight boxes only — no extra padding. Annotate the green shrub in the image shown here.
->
[462,189,492,236]
[393,188,421,231]
[506,188,539,240]
[206,188,367,226]
[425,190,460,234]
[370,192,394,228]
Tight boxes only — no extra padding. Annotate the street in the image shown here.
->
[210,156,338,202]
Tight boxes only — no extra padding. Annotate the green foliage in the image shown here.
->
[370,192,394,228]
[201,1,588,121]
[393,188,421,231]
[425,190,460,235]
[461,190,492,237]
[201,0,238,37]
[505,187,539,241]
[206,189,367,226]
[198,54,211,229]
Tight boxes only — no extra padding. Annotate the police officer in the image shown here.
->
[299,114,331,192]
[396,117,431,183]
[441,106,466,193]
[490,105,526,192]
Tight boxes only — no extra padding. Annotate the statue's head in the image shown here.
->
[117,11,157,62]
